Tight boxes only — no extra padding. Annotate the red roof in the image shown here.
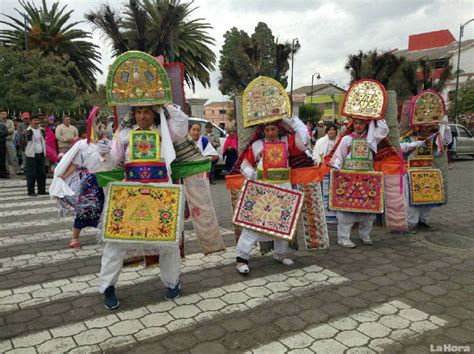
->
[408,30,456,51]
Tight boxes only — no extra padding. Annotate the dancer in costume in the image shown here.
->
[400,91,451,232]
[330,80,389,248]
[313,123,338,224]
[236,116,309,274]
[88,51,191,310]
[49,123,110,248]
[98,104,188,309]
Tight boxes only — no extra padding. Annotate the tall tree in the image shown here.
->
[448,81,474,119]
[219,22,298,96]
[0,0,101,92]
[344,49,404,87]
[86,0,216,91]
[0,46,80,114]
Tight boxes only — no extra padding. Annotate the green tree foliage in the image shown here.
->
[219,22,298,96]
[0,0,101,92]
[0,46,80,114]
[448,81,474,119]
[86,0,216,91]
[298,104,322,124]
[345,50,452,100]
[344,50,405,88]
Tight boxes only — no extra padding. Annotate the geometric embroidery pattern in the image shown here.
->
[103,182,183,244]
[329,170,384,213]
[233,180,303,241]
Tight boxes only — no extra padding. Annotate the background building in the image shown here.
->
[203,101,234,130]
[291,83,347,122]
[393,29,474,108]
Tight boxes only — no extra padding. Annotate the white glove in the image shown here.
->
[407,140,425,149]
[96,140,111,155]
[242,166,256,180]
[282,117,296,129]
[442,115,449,124]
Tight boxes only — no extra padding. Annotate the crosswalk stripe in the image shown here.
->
[0,199,55,210]
[0,241,239,313]
[249,300,448,353]
[0,228,235,273]
[0,217,72,232]
[0,189,47,196]
[0,194,51,202]
[0,180,52,188]
[0,206,58,218]
[0,228,95,247]
[0,264,349,352]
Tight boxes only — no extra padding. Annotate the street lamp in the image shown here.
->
[453,18,474,122]
[290,38,301,104]
[310,72,321,105]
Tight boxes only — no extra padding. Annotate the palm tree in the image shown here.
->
[86,0,216,91]
[0,0,101,92]
[345,50,404,86]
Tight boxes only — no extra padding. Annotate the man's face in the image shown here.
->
[205,126,213,134]
[0,111,7,120]
[134,107,155,129]
[189,124,201,141]
[63,117,71,126]
[31,118,40,128]
[353,119,368,134]
[264,124,279,141]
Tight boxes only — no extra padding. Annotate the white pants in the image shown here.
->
[98,243,181,293]
[407,205,432,228]
[337,212,375,243]
[236,228,289,261]
[404,174,432,228]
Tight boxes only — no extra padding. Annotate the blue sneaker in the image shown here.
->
[104,286,120,310]
[165,282,181,301]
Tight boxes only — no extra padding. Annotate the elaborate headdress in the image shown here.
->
[242,76,291,128]
[342,79,387,120]
[409,90,446,127]
[106,51,172,107]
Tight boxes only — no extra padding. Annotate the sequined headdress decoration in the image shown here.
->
[242,76,291,128]
[106,51,173,107]
[409,90,446,127]
[341,79,387,120]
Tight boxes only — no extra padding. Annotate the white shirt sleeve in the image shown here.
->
[165,104,189,142]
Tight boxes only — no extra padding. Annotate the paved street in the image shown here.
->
[0,160,473,353]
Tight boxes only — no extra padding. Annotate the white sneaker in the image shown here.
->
[362,238,373,245]
[274,256,294,266]
[338,240,356,248]
[236,263,249,274]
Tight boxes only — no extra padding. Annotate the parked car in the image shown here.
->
[188,117,228,173]
[448,124,474,157]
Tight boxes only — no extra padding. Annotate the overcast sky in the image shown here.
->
[1,0,473,103]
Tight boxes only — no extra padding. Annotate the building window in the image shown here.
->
[218,109,227,114]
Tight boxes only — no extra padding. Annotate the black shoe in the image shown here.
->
[0,175,10,179]
[28,193,38,197]
[210,180,217,185]
[165,282,181,300]
[38,192,49,195]
[416,222,435,231]
[104,286,120,310]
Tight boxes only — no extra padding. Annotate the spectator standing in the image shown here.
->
[55,116,78,154]
[24,115,47,196]
[0,110,20,174]
[223,127,238,172]
[17,112,31,172]
[189,122,219,184]
[316,121,326,140]
[0,119,9,178]
[203,122,221,184]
